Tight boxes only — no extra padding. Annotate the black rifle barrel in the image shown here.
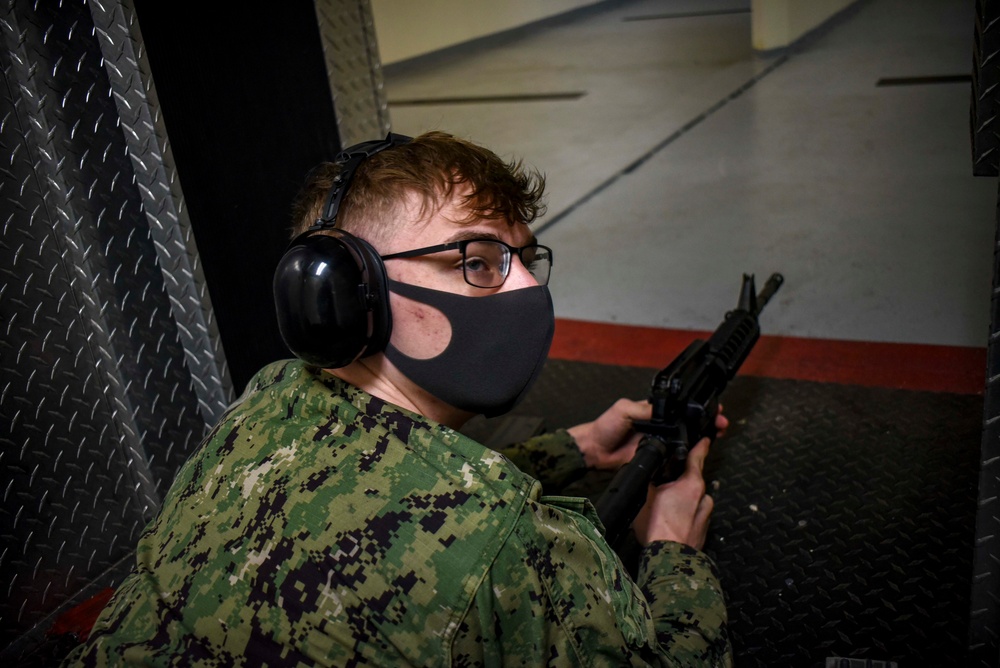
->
[752,273,784,316]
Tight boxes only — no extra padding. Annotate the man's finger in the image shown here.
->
[696,493,715,522]
[617,398,652,423]
[691,494,715,550]
[684,437,712,476]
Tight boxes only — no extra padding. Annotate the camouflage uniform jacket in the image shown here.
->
[68,360,731,667]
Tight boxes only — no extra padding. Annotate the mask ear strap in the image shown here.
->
[314,132,413,230]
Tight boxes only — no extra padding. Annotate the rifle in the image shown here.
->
[594,273,784,546]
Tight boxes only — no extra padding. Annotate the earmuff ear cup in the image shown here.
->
[273,231,391,368]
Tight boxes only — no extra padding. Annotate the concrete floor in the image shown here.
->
[384,0,996,349]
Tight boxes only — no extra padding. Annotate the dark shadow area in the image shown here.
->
[133,3,342,390]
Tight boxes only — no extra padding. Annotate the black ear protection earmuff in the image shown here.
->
[273,133,413,368]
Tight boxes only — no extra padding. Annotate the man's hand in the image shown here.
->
[569,399,729,472]
[571,400,728,550]
[632,436,715,550]
[567,399,652,470]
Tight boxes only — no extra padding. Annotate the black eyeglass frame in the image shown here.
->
[381,239,553,288]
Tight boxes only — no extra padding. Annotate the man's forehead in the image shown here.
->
[398,189,534,244]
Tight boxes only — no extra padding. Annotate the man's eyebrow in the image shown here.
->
[444,230,503,243]
[443,230,538,245]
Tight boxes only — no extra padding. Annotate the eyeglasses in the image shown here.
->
[381,239,553,288]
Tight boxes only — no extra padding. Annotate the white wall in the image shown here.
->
[371,0,604,64]
[751,0,857,51]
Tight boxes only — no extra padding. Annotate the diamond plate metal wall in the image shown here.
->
[971,176,1000,667]
[972,3,1000,663]
[967,1,1000,663]
[315,0,391,146]
[0,0,231,656]
[972,0,1000,176]
[88,0,233,425]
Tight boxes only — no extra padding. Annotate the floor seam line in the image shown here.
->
[534,54,791,237]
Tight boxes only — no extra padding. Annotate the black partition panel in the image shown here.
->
[132,2,343,391]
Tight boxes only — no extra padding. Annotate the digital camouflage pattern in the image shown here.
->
[66,360,731,667]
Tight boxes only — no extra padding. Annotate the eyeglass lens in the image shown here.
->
[462,240,551,288]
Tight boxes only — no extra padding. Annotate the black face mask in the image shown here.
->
[384,279,555,418]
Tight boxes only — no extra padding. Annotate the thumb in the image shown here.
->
[682,437,711,480]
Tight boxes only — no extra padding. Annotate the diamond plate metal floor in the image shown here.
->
[465,359,982,667]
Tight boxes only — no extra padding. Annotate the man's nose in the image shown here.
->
[503,256,540,290]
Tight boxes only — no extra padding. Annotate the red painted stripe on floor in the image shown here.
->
[550,318,987,395]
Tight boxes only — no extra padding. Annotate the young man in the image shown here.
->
[67,132,732,666]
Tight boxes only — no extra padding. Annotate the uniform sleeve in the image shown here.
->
[498,429,588,490]
[449,495,733,667]
[637,541,733,667]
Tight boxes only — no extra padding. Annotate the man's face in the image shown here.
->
[382,190,541,361]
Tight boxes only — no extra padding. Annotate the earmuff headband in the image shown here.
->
[314,132,414,230]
